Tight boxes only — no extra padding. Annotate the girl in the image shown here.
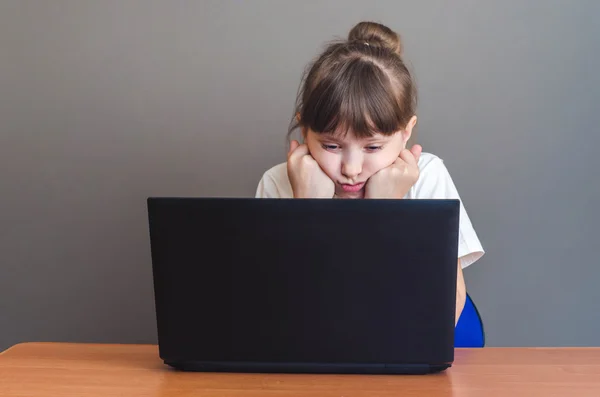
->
[255,21,484,323]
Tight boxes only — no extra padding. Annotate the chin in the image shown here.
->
[335,190,365,199]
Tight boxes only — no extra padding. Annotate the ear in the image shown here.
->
[401,115,418,144]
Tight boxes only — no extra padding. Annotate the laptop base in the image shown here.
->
[165,360,451,375]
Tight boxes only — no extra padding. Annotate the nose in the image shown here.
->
[341,152,362,181]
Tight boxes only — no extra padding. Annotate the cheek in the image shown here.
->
[307,145,340,177]
[364,150,401,174]
[314,153,339,177]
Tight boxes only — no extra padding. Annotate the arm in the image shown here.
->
[455,259,466,326]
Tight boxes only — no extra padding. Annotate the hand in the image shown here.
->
[364,144,422,199]
[287,140,335,198]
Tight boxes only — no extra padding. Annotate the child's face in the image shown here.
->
[304,126,412,199]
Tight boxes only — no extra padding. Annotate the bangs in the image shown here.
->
[300,57,404,138]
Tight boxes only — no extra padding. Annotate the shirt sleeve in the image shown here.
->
[255,170,285,198]
[255,163,293,198]
[256,174,276,198]
[411,157,485,269]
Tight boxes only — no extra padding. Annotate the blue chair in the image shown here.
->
[454,293,485,347]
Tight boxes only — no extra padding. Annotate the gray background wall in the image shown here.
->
[1,0,599,351]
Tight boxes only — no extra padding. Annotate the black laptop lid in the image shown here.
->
[147,198,459,366]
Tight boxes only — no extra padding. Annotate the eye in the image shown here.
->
[322,144,340,151]
[366,145,383,152]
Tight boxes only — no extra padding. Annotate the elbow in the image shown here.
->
[457,285,466,316]
[455,263,467,325]
[455,288,466,326]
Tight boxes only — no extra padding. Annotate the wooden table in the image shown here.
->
[2,343,600,396]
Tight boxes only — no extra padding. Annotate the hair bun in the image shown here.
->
[348,21,402,56]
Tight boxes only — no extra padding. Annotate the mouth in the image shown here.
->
[340,182,365,193]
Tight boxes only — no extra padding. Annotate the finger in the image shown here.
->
[410,144,422,163]
[288,142,310,159]
[399,148,418,166]
[288,139,300,155]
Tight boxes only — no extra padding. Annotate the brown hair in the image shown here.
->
[288,21,417,140]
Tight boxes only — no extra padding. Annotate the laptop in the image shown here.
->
[146,197,460,374]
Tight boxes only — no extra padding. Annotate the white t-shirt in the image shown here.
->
[255,152,484,269]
